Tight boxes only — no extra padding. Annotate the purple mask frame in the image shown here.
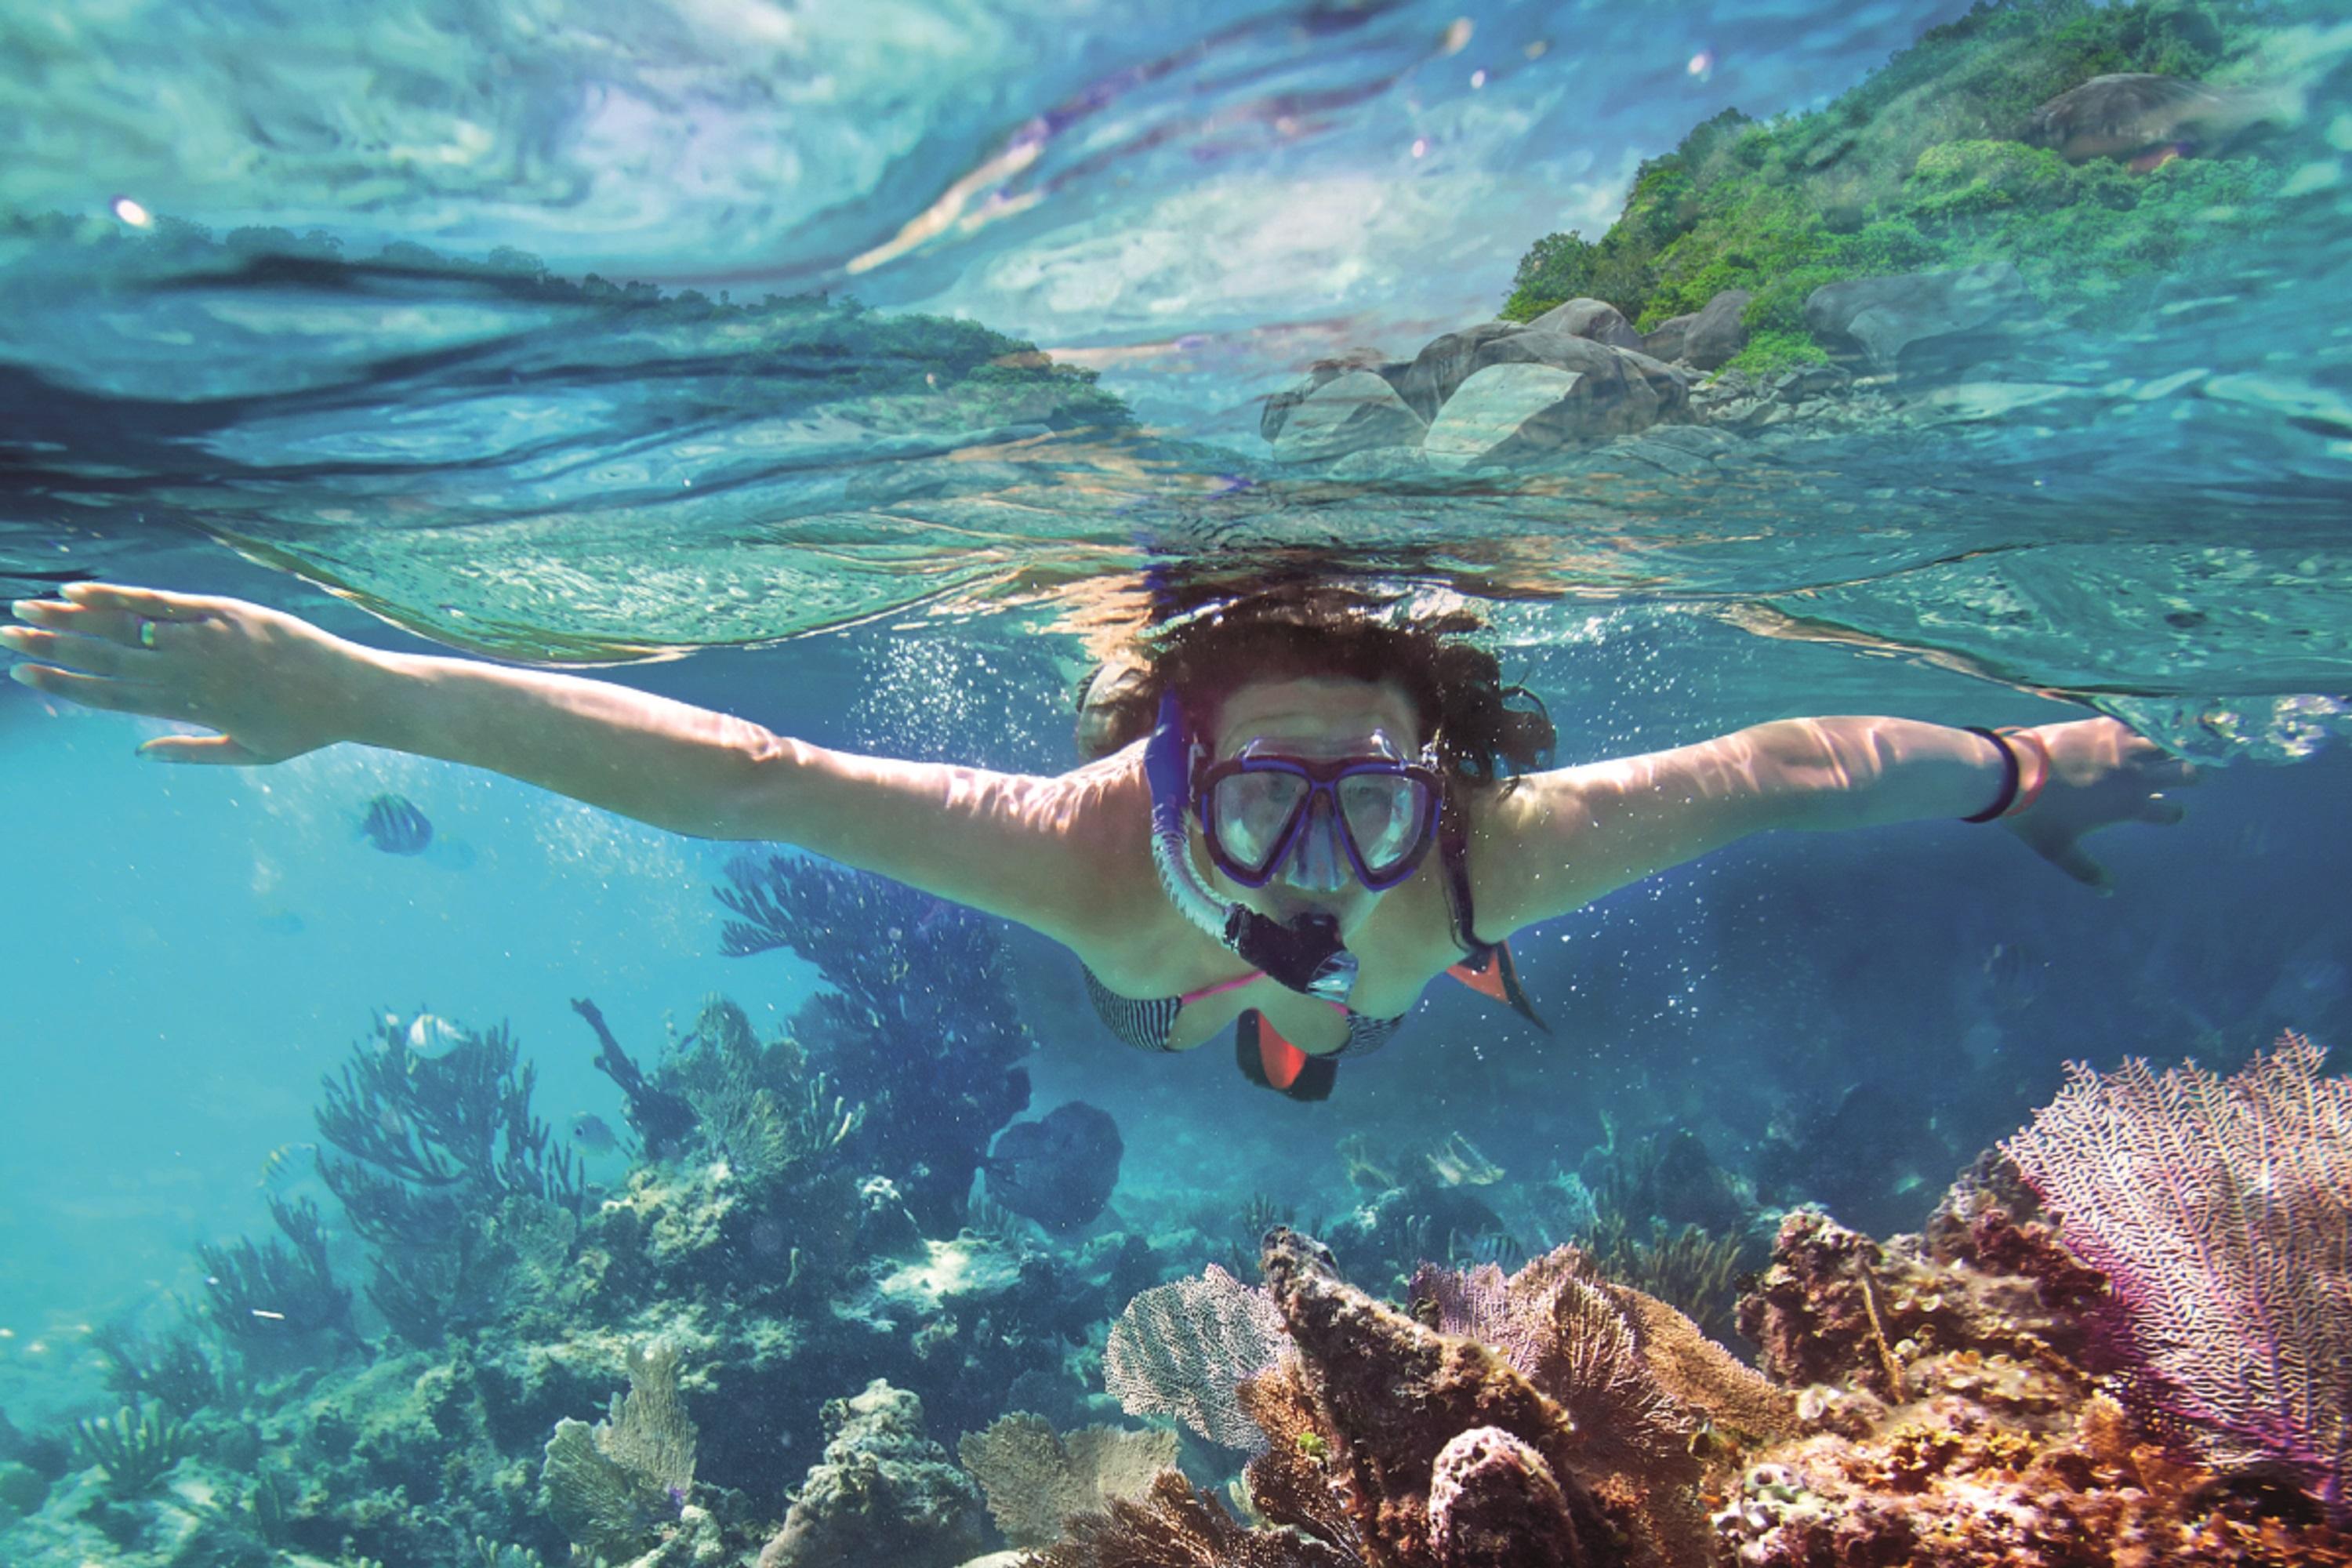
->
[1195,751,1445,891]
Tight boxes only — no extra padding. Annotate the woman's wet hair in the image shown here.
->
[1074,585,1555,786]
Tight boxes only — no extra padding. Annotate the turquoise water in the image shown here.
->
[3,1,2351,1563]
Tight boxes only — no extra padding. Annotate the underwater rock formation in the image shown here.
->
[984,1101,1123,1231]
[717,855,1033,1232]
[1712,1171,2352,1566]
[759,1381,987,1568]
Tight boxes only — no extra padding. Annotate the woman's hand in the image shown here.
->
[4,582,368,764]
[2003,717,2197,893]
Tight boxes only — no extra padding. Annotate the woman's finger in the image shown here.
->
[11,595,180,648]
[0,624,154,678]
[7,662,180,716]
[139,733,261,765]
[60,582,222,621]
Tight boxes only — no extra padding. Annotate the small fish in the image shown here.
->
[1979,941,2045,1018]
[402,1012,469,1060]
[258,1142,318,1189]
[571,1113,619,1153]
[359,793,434,855]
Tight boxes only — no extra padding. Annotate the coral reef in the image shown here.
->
[757,1381,987,1568]
[666,995,862,1186]
[1086,1232,1755,1568]
[314,1014,583,1345]
[575,995,698,1156]
[717,855,1034,1232]
[1026,1469,1357,1568]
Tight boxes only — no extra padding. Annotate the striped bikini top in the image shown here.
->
[1080,809,1488,1060]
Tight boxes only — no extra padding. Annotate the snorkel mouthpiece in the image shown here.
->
[1145,692,1358,1003]
[1225,907,1359,1000]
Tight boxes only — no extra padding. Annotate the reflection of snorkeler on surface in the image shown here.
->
[5,580,2194,1099]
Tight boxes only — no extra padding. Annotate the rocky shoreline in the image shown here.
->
[1261,261,2051,477]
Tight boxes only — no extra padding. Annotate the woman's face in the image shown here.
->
[1204,675,1425,939]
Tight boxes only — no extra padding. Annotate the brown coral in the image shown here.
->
[1265,1230,1708,1568]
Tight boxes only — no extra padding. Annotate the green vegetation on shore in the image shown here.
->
[1501,0,2289,372]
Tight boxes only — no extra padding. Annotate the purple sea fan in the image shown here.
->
[2002,1031,2352,1523]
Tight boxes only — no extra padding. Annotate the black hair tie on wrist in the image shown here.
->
[1959,726,2020,822]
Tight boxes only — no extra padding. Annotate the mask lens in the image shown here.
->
[1208,769,1312,874]
[1338,772,1432,877]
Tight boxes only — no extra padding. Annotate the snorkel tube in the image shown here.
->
[1144,692,1359,1003]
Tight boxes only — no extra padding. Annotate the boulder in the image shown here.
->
[1526,296,1643,350]
[1802,263,2033,375]
[1392,321,1530,423]
[1610,346,1695,422]
[1468,328,1666,435]
[1639,288,1748,371]
[1424,365,1585,470]
[2023,73,2227,162]
[1425,359,1673,470]
[1269,369,1428,463]
[1261,351,1409,441]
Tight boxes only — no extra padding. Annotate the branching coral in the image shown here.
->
[2002,1031,2352,1523]
[316,1017,582,1240]
[197,1194,353,1346]
[955,1413,1176,1547]
[89,1322,223,1418]
[313,1015,582,1342]
[715,855,1032,1231]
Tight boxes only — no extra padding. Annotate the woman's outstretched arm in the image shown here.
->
[1470,714,2197,940]
[5,583,1135,944]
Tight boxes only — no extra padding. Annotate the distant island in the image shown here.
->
[1259,0,2305,469]
[1497,0,2290,375]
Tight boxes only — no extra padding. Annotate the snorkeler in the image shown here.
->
[3,581,2193,1099]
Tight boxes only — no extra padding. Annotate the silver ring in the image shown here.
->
[137,618,158,649]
